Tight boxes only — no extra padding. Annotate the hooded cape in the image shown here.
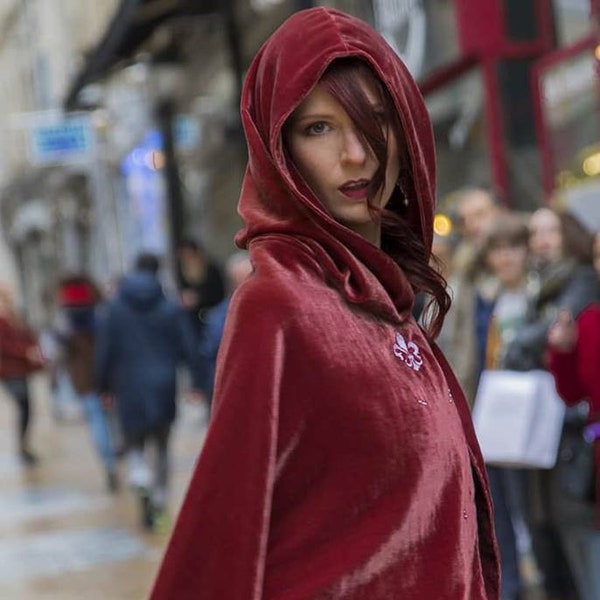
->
[150,8,499,600]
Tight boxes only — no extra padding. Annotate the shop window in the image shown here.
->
[497,57,538,146]
[424,68,492,201]
[552,0,593,46]
[503,0,539,42]
[541,49,599,179]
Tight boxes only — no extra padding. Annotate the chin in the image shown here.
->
[334,208,373,223]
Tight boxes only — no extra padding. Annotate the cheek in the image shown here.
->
[543,230,561,248]
[288,140,327,189]
[507,256,524,273]
[486,253,500,272]
[528,233,538,249]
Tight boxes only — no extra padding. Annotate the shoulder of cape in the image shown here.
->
[228,246,333,327]
[248,234,329,284]
[228,270,302,326]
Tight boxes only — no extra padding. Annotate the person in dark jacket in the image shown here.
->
[95,253,202,530]
[504,207,600,600]
[504,208,599,371]
[176,239,225,338]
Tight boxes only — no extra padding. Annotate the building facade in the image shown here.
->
[0,0,120,324]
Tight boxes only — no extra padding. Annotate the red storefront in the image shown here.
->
[531,0,600,224]
[367,0,600,210]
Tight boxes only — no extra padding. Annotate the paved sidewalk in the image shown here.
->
[0,374,553,599]
[0,374,207,600]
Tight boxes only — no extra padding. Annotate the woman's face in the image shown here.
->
[486,244,528,289]
[528,208,562,264]
[284,78,401,243]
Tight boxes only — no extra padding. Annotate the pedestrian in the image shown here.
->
[176,238,225,337]
[443,187,502,408]
[508,207,599,372]
[504,207,599,600]
[452,187,503,274]
[478,215,533,600]
[55,275,118,492]
[149,8,499,600]
[546,229,600,600]
[95,253,202,531]
[197,251,253,406]
[0,284,44,465]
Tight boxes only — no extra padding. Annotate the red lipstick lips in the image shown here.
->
[339,179,370,200]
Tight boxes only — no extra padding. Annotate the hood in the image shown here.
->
[236,8,437,320]
[119,272,164,311]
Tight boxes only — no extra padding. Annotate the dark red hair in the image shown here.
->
[301,58,450,338]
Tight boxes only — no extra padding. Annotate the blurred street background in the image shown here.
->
[0,374,208,600]
[0,1,599,599]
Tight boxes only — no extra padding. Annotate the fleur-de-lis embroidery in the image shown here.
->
[393,332,423,371]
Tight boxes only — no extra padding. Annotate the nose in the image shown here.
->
[340,127,368,165]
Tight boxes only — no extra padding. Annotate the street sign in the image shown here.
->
[27,116,94,165]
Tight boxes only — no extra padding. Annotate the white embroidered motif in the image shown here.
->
[393,332,423,371]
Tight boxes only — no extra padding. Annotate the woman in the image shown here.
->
[149,8,499,599]
[546,230,600,600]
[503,207,598,600]
[0,284,43,465]
[548,234,600,513]
[504,207,599,371]
[478,216,533,600]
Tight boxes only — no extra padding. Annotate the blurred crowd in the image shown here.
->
[2,187,600,600]
[0,239,252,534]
[432,188,600,600]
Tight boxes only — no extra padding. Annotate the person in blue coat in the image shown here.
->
[95,253,202,530]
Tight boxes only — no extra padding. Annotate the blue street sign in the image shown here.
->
[28,116,93,165]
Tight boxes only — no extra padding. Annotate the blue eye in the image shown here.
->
[305,121,328,136]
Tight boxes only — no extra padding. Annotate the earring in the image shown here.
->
[396,180,409,208]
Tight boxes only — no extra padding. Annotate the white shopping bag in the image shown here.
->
[472,370,565,469]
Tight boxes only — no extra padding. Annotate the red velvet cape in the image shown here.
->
[149,8,499,599]
[548,303,600,528]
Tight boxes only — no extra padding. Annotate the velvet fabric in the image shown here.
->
[547,303,600,528]
[149,8,499,600]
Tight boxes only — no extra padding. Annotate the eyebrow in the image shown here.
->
[292,112,334,123]
[292,103,385,123]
